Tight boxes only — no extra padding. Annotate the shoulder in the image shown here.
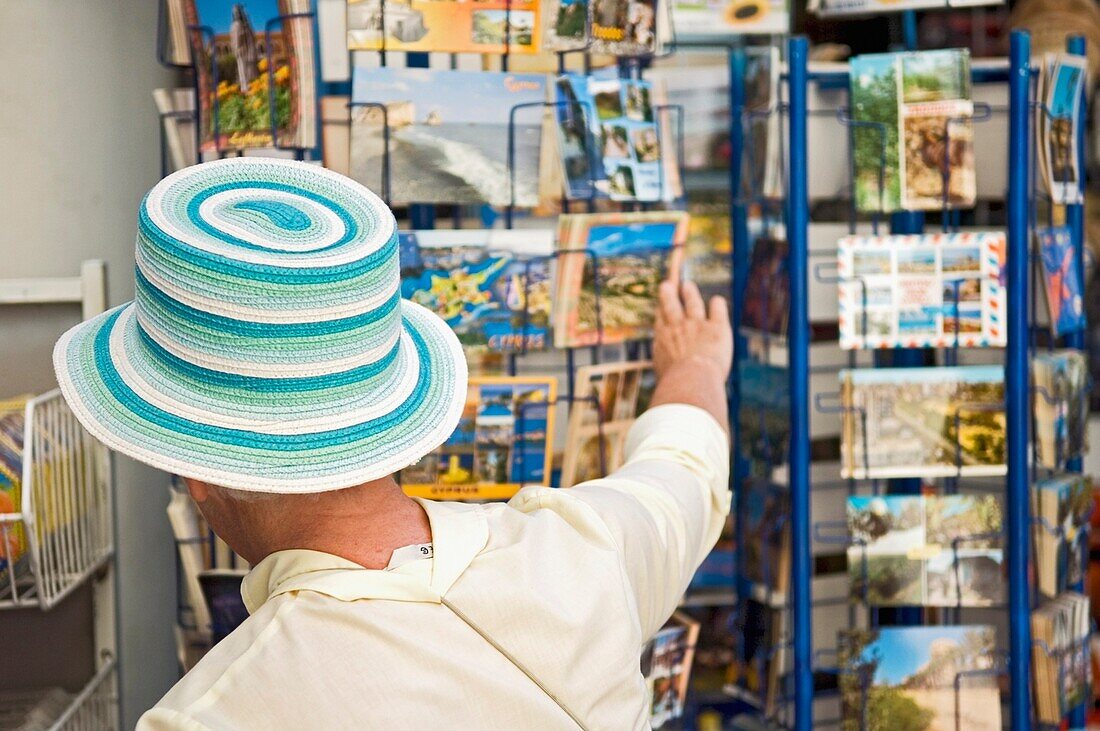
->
[139,597,296,724]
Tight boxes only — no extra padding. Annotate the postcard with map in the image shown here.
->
[399,231,553,354]
[400,377,556,501]
[847,495,1003,607]
[839,626,1001,731]
[347,0,540,55]
[840,365,1006,479]
[837,232,1006,349]
[1037,226,1086,337]
[560,361,656,487]
[185,0,317,152]
[553,212,689,347]
[350,67,547,206]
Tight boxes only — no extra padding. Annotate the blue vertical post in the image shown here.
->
[1007,30,1033,731]
[786,35,813,731]
[901,10,919,51]
[1064,33,1087,731]
[728,46,749,615]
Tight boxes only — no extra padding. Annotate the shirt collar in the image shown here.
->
[240,498,489,613]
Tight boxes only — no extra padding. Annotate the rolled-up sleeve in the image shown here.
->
[565,403,731,637]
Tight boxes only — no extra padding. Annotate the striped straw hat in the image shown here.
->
[53,158,467,493]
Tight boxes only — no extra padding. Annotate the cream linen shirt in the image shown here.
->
[138,403,731,730]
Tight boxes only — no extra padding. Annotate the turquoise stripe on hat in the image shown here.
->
[138,208,400,283]
[135,324,402,392]
[92,308,434,450]
[183,180,359,254]
[134,268,400,338]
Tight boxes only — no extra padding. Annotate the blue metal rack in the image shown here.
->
[724,27,1091,730]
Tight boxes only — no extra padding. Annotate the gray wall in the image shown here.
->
[0,2,179,726]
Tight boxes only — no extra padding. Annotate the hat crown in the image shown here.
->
[134,158,402,379]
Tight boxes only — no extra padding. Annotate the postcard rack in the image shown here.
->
[729,30,1093,731]
[0,262,119,729]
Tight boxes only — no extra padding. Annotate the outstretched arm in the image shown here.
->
[561,279,734,636]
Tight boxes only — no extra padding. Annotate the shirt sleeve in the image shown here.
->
[564,403,731,638]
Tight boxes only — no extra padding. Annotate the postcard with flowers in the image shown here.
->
[185,0,317,152]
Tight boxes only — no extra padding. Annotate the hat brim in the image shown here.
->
[53,299,468,493]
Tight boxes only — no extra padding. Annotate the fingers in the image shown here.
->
[680,280,706,320]
[658,280,683,324]
[708,295,729,323]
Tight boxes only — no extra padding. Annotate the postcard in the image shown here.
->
[672,0,789,37]
[1033,350,1089,469]
[644,612,700,728]
[726,599,788,715]
[554,74,677,202]
[1032,592,1092,724]
[560,361,655,486]
[839,626,1001,731]
[850,49,974,213]
[186,0,317,152]
[739,360,789,472]
[541,0,589,51]
[1042,54,1086,205]
[837,232,1006,349]
[1038,226,1086,337]
[682,198,732,304]
[400,377,556,500]
[1033,474,1091,598]
[743,481,790,596]
[399,231,553,354]
[741,46,783,201]
[347,0,540,55]
[847,495,1003,607]
[350,67,547,207]
[840,366,1006,479]
[742,237,789,336]
[553,212,688,347]
[589,0,660,56]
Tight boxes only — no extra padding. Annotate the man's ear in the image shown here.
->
[184,477,210,503]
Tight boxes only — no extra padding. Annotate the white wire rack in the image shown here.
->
[0,390,113,610]
[52,655,119,731]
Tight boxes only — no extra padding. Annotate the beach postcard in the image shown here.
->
[351,67,547,206]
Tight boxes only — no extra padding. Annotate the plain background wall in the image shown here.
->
[0,2,180,726]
